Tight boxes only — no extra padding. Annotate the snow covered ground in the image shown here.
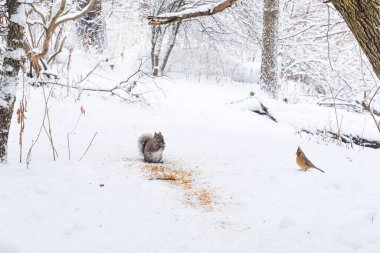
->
[1,71,380,253]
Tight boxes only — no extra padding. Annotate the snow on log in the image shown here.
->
[147,0,237,25]
[301,129,380,149]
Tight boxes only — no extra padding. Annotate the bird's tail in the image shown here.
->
[313,167,325,173]
[138,134,152,154]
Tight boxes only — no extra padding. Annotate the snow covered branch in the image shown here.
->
[147,0,237,25]
[55,0,97,26]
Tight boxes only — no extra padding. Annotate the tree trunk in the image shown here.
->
[160,22,181,75]
[330,0,380,80]
[150,0,185,76]
[0,0,25,162]
[151,25,165,77]
[260,0,279,98]
[151,22,181,77]
[77,0,106,50]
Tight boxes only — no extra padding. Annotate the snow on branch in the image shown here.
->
[55,0,97,26]
[147,0,237,25]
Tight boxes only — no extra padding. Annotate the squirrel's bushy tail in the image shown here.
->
[138,134,152,154]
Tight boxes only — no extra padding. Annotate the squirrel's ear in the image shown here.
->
[154,132,157,136]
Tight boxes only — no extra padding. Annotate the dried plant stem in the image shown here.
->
[18,74,27,162]
[79,132,98,161]
[67,133,71,160]
[26,85,55,168]
[66,112,84,160]
[42,85,58,160]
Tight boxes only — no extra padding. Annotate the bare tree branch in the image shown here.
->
[47,36,67,65]
[28,3,47,25]
[147,0,237,25]
[56,0,98,26]
[26,0,97,76]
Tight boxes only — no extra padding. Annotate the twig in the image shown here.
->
[77,60,103,85]
[326,4,333,70]
[66,109,85,160]
[67,132,71,160]
[79,132,98,161]
[364,86,380,133]
[26,84,55,168]
[42,85,58,160]
[47,36,67,65]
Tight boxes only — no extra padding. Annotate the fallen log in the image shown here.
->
[301,129,380,149]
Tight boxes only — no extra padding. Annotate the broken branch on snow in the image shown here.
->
[301,129,380,149]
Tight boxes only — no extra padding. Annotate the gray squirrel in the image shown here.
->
[138,132,165,163]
